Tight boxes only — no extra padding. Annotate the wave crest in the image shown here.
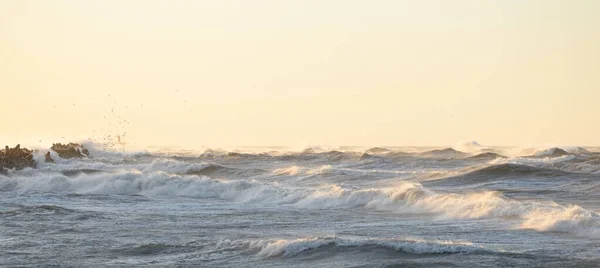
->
[239,236,491,257]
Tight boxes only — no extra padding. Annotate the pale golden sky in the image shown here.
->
[1,0,599,148]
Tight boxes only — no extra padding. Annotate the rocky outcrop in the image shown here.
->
[51,143,90,159]
[0,144,35,173]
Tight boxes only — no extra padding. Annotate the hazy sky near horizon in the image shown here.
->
[1,0,599,148]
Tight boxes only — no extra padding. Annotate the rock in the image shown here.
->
[45,152,55,163]
[0,144,36,173]
[51,143,90,159]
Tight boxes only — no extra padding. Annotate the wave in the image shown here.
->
[560,155,600,174]
[2,166,598,236]
[271,165,415,179]
[114,243,193,256]
[301,147,322,154]
[456,163,571,178]
[490,154,600,174]
[0,204,75,216]
[424,163,591,190]
[467,152,506,160]
[317,150,358,161]
[217,236,493,257]
[141,159,266,177]
[365,147,392,154]
[419,148,468,159]
[453,141,497,154]
[199,149,228,158]
[272,151,360,162]
[561,146,592,155]
[533,148,570,158]
[226,152,271,158]
[293,182,599,236]
[359,152,376,160]
[0,171,300,204]
[9,156,268,180]
[61,169,106,177]
[271,165,333,176]
[521,205,600,234]
[141,159,223,175]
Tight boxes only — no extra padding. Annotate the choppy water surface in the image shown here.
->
[1,144,600,267]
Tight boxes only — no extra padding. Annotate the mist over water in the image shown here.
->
[2,143,600,267]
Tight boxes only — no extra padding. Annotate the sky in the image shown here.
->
[1,0,599,148]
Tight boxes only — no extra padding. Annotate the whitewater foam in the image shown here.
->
[521,205,600,236]
[4,168,599,237]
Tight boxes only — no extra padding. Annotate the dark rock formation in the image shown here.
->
[51,143,90,159]
[45,152,55,163]
[0,144,35,173]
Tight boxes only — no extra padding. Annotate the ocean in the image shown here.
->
[1,143,599,267]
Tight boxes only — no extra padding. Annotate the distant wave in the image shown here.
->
[561,146,592,155]
[217,236,493,257]
[359,152,380,160]
[141,159,266,177]
[271,165,333,176]
[55,145,595,166]
[61,169,106,177]
[114,243,193,256]
[317,150,358,161]
[451,163,571,179]
[467,152,506,160]
[226,152,271,158]
[424,163,589,190]
[52,142,597,161]
[454,141,491,153]
[491,154,600,174]
[270,165,415,179]
[419,148,468,159]
[365,147,392,154]
[271,151,359,162]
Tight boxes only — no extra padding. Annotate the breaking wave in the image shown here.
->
[533,148,570,158]
[3,170,598,236]
[217,236,493,257]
